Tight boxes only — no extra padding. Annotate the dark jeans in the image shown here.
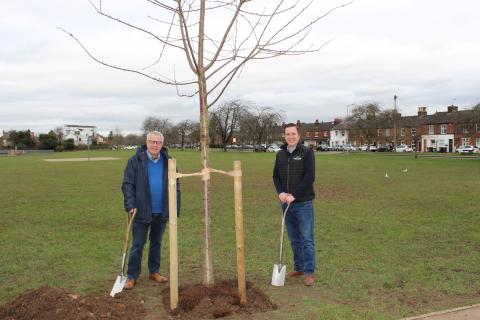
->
[127,215,168,280]
[283,200,316,274]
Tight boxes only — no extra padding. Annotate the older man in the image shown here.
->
[121,131,180,289]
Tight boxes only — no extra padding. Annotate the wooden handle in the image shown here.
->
[123,208,137,254]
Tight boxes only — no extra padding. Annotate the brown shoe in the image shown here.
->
[149,273,168,283]
[287,271,304,277]
[124,279,136,290]
[304,274,315,286]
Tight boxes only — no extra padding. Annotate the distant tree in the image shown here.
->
[108,131,114,142]
[470,102,480,123]
[54,127,64,141]
[346,103,382,148]
[8,130,36,149]
[175,120,195,150]
[142,117,172,135]
[38,131,59,150]
[64,138,75,151]
[111,128,125,146]
[125,133,144,146]
[189,122,200,148]
[241,106,284,145]
[209,100,248,151]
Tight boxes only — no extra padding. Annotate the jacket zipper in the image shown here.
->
[287,152,291,193]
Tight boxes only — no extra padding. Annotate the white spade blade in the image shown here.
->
[271,264,287,286]
[110,275,128,297]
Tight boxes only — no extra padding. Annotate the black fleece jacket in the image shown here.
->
[272,144,315,202]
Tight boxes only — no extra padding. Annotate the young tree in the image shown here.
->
[63,0,349,285]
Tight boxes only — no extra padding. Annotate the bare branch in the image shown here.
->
[142,11,177,71]
[204,1,245,71]
[87,0,185,51]
[177,1,199,73]
[264,1,352,48]
[57,27,196,86]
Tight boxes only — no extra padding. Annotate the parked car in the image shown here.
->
[316,144,329,151]
[343,144,357,152]
[329,145,343,151]
[395,145,413,152]
[254,144,267,152]
[376,145,391,152]
[267,144,281,152]
[456,145,477,154]
[122,145,137,150]
[360,145,377,152]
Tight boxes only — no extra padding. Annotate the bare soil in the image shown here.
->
[0,286,146,320]
[162,280,277,319]
[0,281,275,320]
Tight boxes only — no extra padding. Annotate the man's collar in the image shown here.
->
[287,144,298,153]
[146,150,161,161]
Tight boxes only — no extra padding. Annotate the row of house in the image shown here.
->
[271,106,480,152]
[1,125,105,148]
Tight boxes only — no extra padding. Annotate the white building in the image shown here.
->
[64,125,97,146]
[421,134,455,152]
[329,123,350,147]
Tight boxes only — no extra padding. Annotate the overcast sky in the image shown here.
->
[2,0,480,135]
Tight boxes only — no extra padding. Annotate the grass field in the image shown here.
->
[0,150,479,319]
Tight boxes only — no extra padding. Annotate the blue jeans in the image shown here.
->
[127,215,168,280]
[283,200,316,274]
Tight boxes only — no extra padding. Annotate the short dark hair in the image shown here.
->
[284,123,298,133]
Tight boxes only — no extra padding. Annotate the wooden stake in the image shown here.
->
[233,161,247,305]
[168,159,179,310]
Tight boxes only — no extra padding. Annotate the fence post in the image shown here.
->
[233,161,247,305]
[168,159,179,310]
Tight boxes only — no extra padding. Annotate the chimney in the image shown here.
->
[447,105,458,113]
[418,107,427,116]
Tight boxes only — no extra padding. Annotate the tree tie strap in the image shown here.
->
[174,167,242,180]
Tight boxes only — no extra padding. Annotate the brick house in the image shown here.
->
[346,105,479,152]
[419,105,480,152]
[304,120,336,147]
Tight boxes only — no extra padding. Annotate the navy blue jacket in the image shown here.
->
[122,145,181,223]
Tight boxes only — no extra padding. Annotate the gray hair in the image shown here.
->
[146,131,164,142]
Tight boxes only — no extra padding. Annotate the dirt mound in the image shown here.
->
[162,280,277,319]
[0,286,146,320]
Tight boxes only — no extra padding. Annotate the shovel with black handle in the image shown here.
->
[271,204,290,286]
[110,208,137,297]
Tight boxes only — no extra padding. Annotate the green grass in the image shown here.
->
[0,150,479,319]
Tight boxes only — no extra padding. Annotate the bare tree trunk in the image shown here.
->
[198,0,214,286]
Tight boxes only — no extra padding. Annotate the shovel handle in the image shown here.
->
[121,209,137,273]
[279,204,290,265]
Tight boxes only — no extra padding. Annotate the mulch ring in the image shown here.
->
[0,286,146,320]
[162,279,277,319]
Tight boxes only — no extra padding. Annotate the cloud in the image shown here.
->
[1,0,480,135]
